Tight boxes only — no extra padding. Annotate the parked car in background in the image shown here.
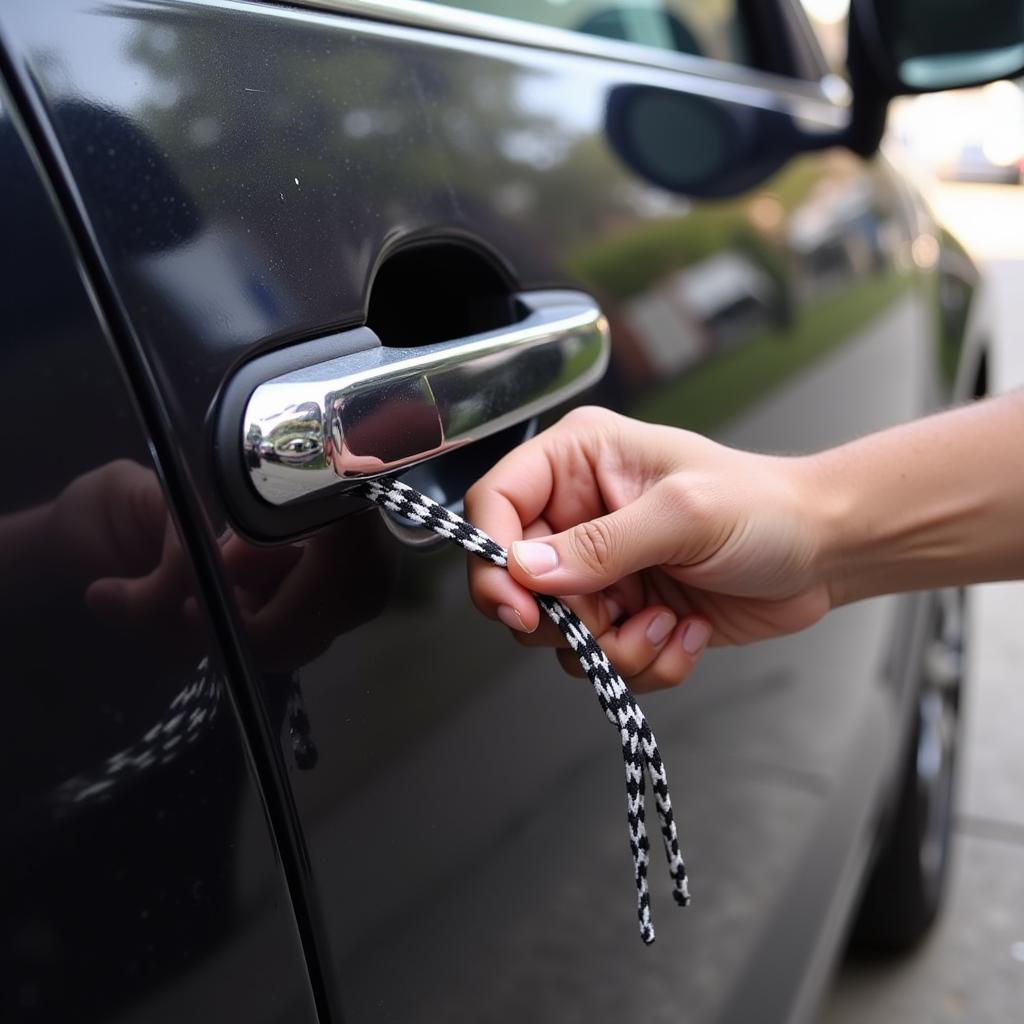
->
[0,1,1015,1022]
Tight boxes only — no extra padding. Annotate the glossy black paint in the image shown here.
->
[0,1,982,1022]
[0,87,318,1022]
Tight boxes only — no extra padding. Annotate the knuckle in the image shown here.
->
[569,518,617,575]
[466,569,498,618]
[561,404,608,430]
[657,665,687,690]
[654,477,725,562]
[656,474,704,519]
[468,587,491,618]
[463,479,485,515]
[606,641,650,679]
[107,457,138,476]
[633,666,684,694]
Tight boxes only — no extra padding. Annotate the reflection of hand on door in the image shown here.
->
[0,459,188,623]
[218,513,394,671]
[1,458,394,670]
[49,459,193,623]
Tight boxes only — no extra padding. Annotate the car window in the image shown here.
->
[438,0,752,66]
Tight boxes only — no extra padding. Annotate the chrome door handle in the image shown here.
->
[241,290,609,506]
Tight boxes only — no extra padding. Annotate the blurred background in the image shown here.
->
[799,2,1024,1020]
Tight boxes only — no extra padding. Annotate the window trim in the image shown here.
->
[279,0,850,108]
[779,0,833,81]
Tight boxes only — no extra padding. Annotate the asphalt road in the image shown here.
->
[819,183,1024,1023]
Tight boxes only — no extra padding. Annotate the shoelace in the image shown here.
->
[357,476,690,944]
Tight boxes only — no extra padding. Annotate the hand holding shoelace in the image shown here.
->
[466,394,1024,693]
[465,406,832,692]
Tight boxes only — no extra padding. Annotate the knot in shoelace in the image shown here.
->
[357,476,690,944]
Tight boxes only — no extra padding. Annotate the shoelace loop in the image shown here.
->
[358,476,689,944]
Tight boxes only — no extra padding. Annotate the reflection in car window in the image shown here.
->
[438,0,751,66]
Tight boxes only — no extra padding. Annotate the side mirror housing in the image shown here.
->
[844,0,1024,154]
[600,0,1024,196]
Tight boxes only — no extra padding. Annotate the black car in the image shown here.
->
[0,1,1014,1021]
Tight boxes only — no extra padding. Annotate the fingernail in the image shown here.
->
[512,540,559,577]
[682,620,712,656]
[498,605,530,632]
[604,596,623,625]
[646,611,676,647]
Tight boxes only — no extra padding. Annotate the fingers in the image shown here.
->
[507,484,679,597]
[463,406,720,692]
[466,406,618,545]
[554,611,713,693]
[586,606,681,677]
[510,591,617,647]
[221,536,303,598]
[628,617,712,693]
[466,475,553,634]
[465,408,627,632]
[85,516,191,623]
[84,561,182,622]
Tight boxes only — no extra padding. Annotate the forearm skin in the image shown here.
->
[808,391,1024,606]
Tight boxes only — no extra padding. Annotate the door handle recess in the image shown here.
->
[239,290,609,508]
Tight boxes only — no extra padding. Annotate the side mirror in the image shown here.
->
[845,0,1024,154]
[604,86,819,198]
[601,0,1024,193]
[856,0,1024,94]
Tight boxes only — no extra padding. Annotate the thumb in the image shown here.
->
[508,488,679,596]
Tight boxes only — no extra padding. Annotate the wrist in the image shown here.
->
[799,418,1009,606]
[790,449,855,610]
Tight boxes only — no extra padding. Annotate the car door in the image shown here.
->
[0,81,318,1024]
[0,1,946,1021]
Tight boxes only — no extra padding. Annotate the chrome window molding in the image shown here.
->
[276,0,850,109]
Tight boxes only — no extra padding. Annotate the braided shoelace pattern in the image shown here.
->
[53,659,223,811]
[357,476,690,944]
[53,666,318,813]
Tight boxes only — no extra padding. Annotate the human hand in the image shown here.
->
[465,407,833,692]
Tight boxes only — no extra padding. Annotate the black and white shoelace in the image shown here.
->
[357,476,690,944]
